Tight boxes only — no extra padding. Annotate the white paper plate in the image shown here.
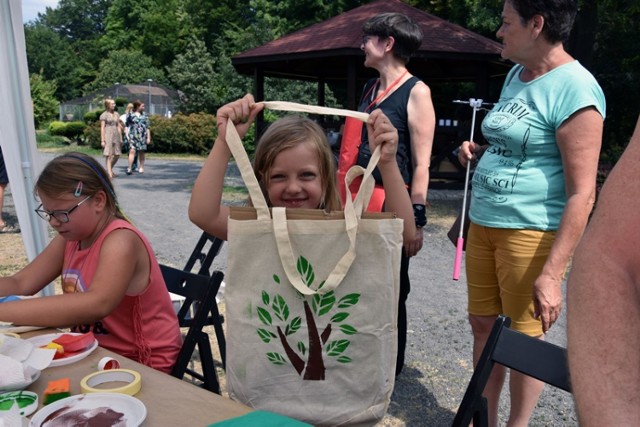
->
[26,333,98,367]
[29,393,147,427]
[0,370,41,393]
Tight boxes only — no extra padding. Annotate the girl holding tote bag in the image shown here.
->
[189,94,415,243]
[189,94,416,425]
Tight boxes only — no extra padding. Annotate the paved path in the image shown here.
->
[8,152,575,426]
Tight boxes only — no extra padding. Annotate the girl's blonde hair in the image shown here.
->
[253,115,340,211]
[104,98,115,109]
[125,103,134,114]
[35,152,128,222]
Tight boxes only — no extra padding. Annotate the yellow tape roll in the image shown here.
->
[80,369,142,396]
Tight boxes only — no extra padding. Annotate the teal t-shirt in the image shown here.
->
[470,61,606,230]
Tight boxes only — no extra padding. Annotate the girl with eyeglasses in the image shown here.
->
[0,152,182,373]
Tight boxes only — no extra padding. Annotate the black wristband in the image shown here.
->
[413,204,427,228]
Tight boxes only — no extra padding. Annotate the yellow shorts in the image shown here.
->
[465,223,557,336]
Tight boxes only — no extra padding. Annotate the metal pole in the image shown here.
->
[147,79,152,114]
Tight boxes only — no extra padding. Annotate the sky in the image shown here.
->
[21,0,59,23]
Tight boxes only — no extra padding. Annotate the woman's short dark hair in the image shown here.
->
[363,13,423,64]
[509,0,578,43]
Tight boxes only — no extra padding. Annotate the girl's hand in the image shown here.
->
[458,140,484,168]
[366,109,399,165]
[216,94,264,144]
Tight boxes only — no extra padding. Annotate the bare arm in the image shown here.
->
[367,109,416,244]
[533,107,603,333]
[100,119,106,147]
[405,81,436,256]
[0,236,65,298]
[189,94,263,240]
[0,228,151,327]
[567,115,640,425]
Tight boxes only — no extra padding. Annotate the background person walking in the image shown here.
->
[100,99,122,180]
[125,100,151,175]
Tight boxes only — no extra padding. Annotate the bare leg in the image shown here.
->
[138,151,145,173]
[470,314,504,427]
[507,365,545,427]
[105,155,113,178]
[111,154,120,175]
[127,149,135,174]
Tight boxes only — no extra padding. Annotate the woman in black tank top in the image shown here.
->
[360,12,436,376]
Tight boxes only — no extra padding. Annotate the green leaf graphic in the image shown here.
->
[257,328,276,343]
[267,352,287,365]
[285,316,302,336]
[339,324,357,335]
[336,356,352,363]
[337,293,360,308]
[272,294,289,322]
[326,339,350,356]
[273,274,281,284]
[297,341,307,355]
[257,307,272,325]
[331,312,350,323]
[261,291,270,305]
[312,291,336,316]
[296,256,315,287]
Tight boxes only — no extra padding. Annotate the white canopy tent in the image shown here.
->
[1,0,52,294]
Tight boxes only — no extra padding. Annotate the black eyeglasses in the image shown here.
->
[35,195,92,223]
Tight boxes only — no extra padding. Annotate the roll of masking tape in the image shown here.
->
[80,369,142,396]
[98,356,121,370]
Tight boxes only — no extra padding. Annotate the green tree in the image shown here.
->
[166,38,218,113]
[24,23,88,101]
[85,49,166,92]
[30,74,59,128]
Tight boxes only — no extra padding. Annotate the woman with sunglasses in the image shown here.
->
[0,152,181,373]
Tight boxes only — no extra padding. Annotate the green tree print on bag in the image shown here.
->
[255,256,360,381]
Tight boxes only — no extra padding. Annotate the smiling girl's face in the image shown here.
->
[265,141,323,210]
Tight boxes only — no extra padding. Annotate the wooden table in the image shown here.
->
[22,330,252,425]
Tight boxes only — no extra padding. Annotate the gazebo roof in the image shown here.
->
[232,0,508,83]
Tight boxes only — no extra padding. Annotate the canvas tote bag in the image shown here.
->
[224,101,403,426]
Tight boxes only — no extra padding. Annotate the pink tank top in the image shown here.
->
[62,219,182,373]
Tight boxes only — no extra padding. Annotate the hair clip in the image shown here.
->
[74,181,83,197]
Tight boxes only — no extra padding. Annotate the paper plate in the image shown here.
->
[29,393,147,427]
[0,370,41,393]
[26,333,98,367]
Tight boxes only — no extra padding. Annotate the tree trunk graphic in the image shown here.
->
[302,300,325,380]
[277,326,305,375]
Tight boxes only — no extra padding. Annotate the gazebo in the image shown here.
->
[232,0,509,110]
[231,0,511,185]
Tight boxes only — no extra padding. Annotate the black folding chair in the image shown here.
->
[181,231,227,369]
[161,264,225,394]
[452,315,571,427]
[182,231,225,277]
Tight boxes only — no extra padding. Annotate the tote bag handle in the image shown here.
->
[225,101,380,295]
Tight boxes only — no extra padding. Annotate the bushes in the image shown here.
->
[49,121,87,144]
[150,113,216,154]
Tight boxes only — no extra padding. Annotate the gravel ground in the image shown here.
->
[25,153,577,426]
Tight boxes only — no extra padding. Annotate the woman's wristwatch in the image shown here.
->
[413,204,427,228]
